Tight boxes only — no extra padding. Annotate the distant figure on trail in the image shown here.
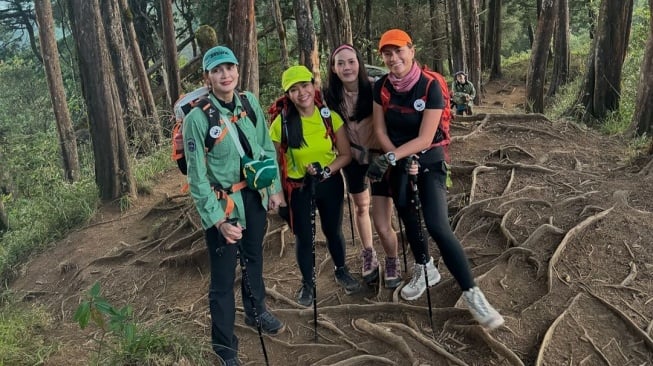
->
[368,28,504,330]
[269,65,361,307]
[183,46,285,366]
[323,44,402,289]
[451,71,476,115]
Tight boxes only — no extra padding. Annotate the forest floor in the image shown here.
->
[9,79,653,365]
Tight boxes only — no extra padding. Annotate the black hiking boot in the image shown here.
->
[296,282,314,307]
[334,266,361,294]
[244,311,285,335]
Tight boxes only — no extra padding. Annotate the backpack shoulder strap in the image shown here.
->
[314,91,337,146]
[378,74,391,113]
[238,92,258,127]
[196,98,221,152]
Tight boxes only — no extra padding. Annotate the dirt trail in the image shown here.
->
[10,79,653,365]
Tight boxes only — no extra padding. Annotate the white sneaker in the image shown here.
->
[462,286,505,330]
[400,257,441,301]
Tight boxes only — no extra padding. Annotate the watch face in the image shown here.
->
[387,152,396,161]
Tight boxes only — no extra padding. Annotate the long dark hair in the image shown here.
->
[324,44,373,123]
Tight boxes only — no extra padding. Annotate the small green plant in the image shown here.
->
[73,282,167,365]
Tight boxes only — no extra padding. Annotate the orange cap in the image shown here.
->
[378,29,412,51]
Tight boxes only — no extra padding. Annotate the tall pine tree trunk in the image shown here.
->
[468,0,482,103]
[571,0,633,123]
[631,0,653,137]
[447,0,466,74]
[160,0,181,106]
[119,0,161,145]
[526,0,558,113]
[271,0,290,69]
[293,0,320,84]
[317,0,352,52]
[68,0,136,201]
[547,0,569,97]
[34,0,80,182]
[228,0,259,95]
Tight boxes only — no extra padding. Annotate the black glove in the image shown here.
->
[366,154,390,182]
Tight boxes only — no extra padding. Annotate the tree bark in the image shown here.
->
[160,0,181,106]
[317,0,352,52]
[571,0,633,123]
[428,0,445,73]
[365,0,372,64]
[447,0,466,74]
[0,199,7,234]
[34,0,80,183]
[101,0,151,153]
[271,0,290,69]
[468,0,482,103]
[547,0,569,97]
[67,0,137,201]
[488,0,502,80]
[631,0,653,137]
[526,0,558,113]
[119,0,161,145]
[293,0,320,85]
[228,0,259,95]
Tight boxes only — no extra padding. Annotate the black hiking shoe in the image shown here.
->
[334,266,361,294]
[296,282,314,307]
[245,311,285,335]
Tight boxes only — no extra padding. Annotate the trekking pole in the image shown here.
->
[307,168,319,343]
[346,193,356,247]
[395,207,408,273]
[226,218,270,365]
[408,156,436,338]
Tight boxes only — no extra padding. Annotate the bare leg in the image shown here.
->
[371,195,398,257]
[351,191,374,250]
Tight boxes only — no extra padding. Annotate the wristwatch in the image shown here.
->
[385,152,397,166]
[322,166,332,179]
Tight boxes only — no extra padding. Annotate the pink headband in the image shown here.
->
[331,44,355,62]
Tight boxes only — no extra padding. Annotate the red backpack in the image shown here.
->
[379,65,452,160]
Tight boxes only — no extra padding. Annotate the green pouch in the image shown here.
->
[242,155,278,190]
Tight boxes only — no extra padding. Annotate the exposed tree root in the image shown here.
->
[275,303,468,319]
[489,123,562,140]
[485,162,556,175]
[520,223,565,249]
[555,191,599,207]
[459,222,496,245]
[535,293,582,366]
[499,208,519,247]
[326,355,396,366]
[580,283,653,351]
[87,250,135,266]
[352,318,418,366]
[449,324,524,366]
[486,144,536,161]
[451,115,490,142]
[381,322,468,366]
[497,197,552,210]
[548,206,614,292]
[164,230,203,251]
[636,156,653,176]
[265,286,304,309]
[575,315,615,366]
[620,262,637,286]
[158,247,205,267]
[469,166,497,203]
[502,168,516,195]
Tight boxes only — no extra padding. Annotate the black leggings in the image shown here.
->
[289,172,346,286]
[390,160,475,290]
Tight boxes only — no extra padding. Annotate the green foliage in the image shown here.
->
[0,296,56,365]
[73,282,212,365]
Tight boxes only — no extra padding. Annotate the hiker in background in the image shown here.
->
[367,29,504,329]
[183,46,285,366]
[269,65,361,307]
[451,71,476,115]
[323,44,402,289]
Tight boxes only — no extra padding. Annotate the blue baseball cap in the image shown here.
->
[203,46,239,71]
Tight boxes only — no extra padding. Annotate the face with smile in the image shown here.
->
[380,45,415,78]
[287,81,316,115]
[205,63,239,100]
[332,48,359,86]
